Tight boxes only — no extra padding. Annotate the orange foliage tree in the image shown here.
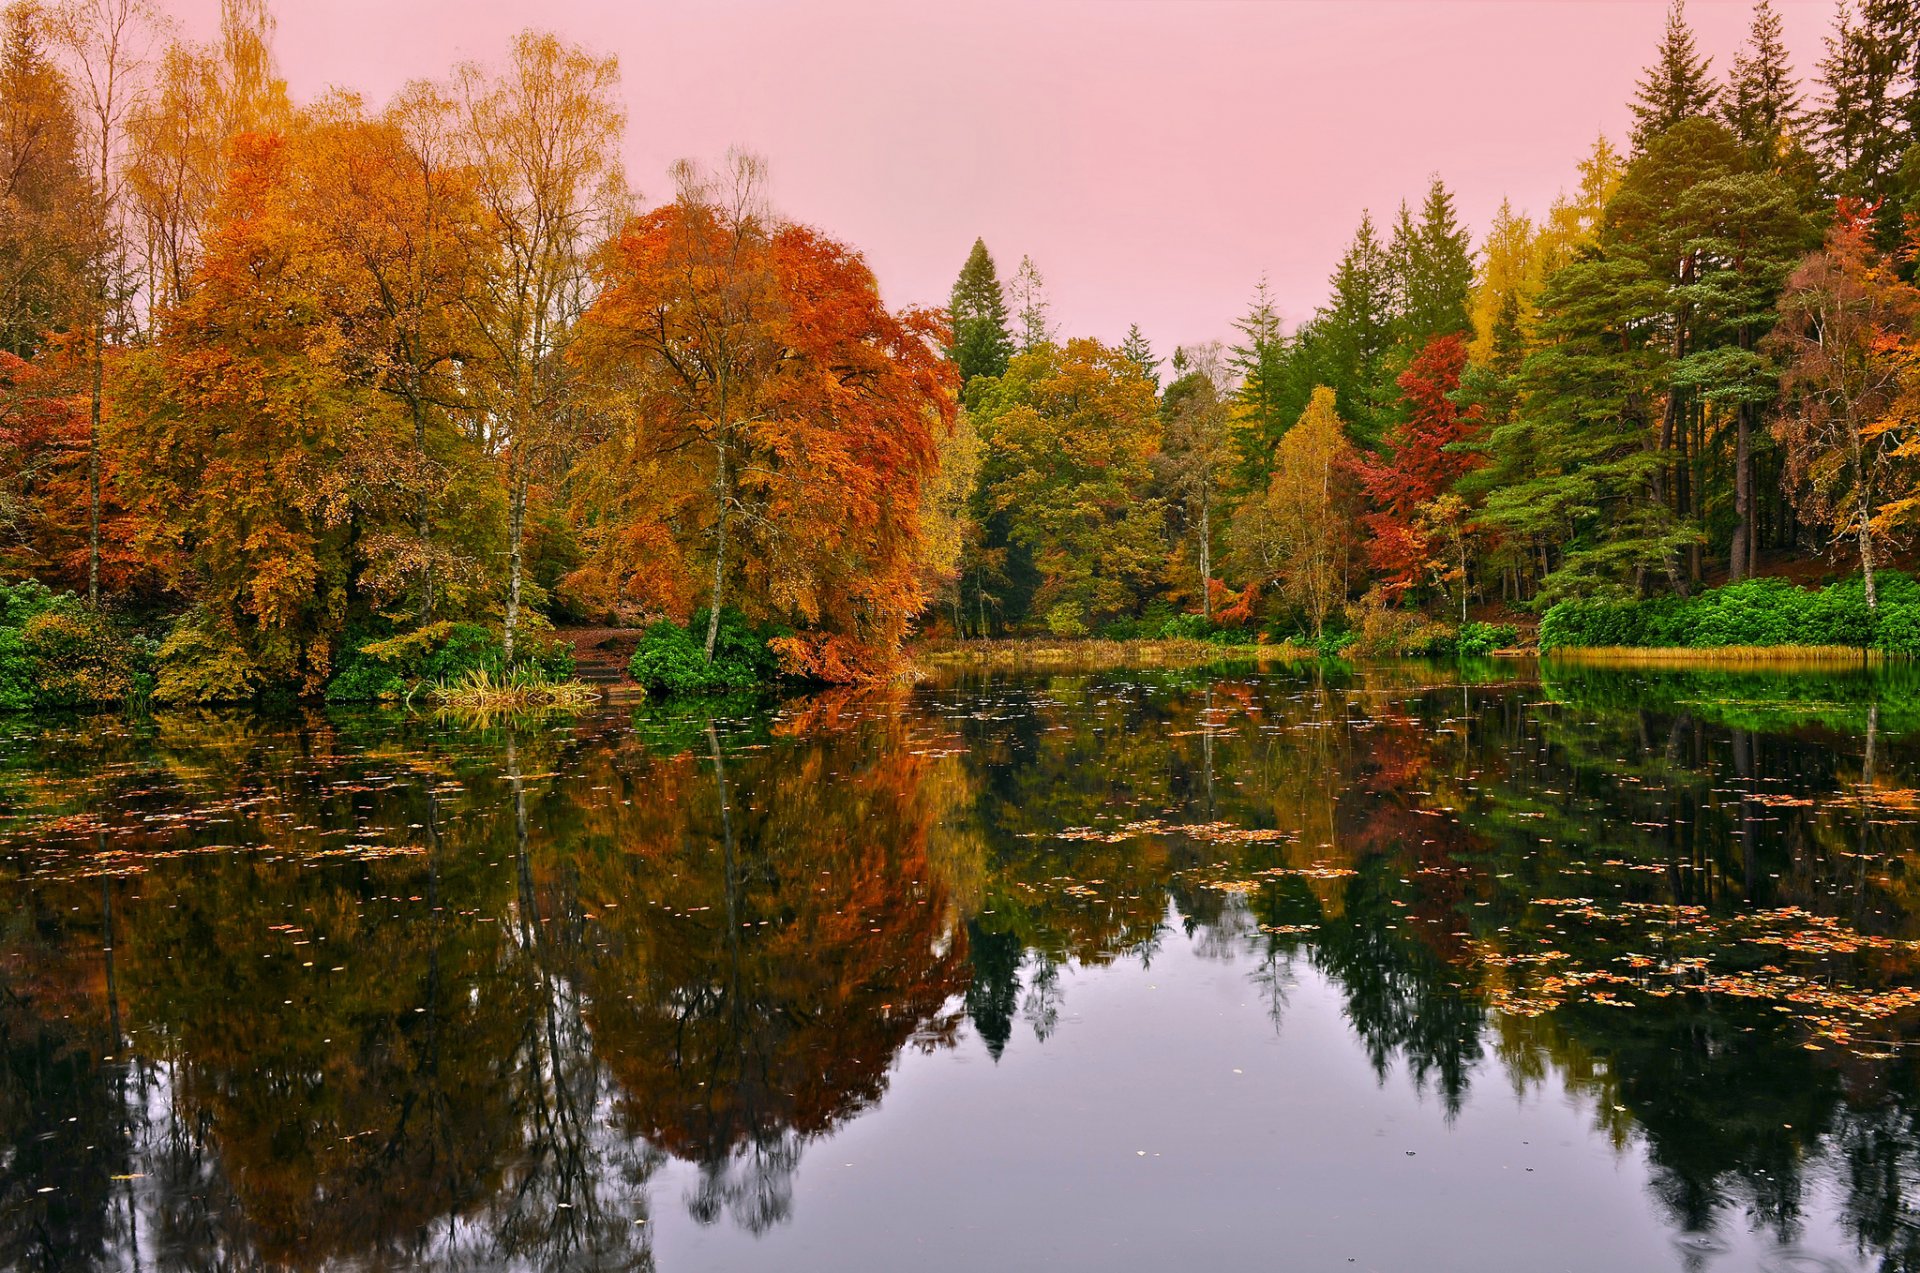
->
[571,155,956,680]
[114,133,415,689]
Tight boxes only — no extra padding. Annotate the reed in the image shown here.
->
[1543,644,1885,669]
[916,637,1315,671]
[429,665,605,712]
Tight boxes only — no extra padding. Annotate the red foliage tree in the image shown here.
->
[1356,334,1483,598]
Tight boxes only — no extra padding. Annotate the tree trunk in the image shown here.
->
[1197,484,1211,621]
[503,465,526,665]
[88,320,102,608]
[1731,399,1754,582]
[1858,499,1878,612]
[412,385,435,621]
[705,446,731,662]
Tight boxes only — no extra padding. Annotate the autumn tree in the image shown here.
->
[115,133,414,690]
[1157,343,1232,617]
[121,0,286,310]
[292,91,499,620]
[972,338,1163,628]
[0,0,92,358]
[451,29,625,664]
[1357,333,1483,599]
[1232,387,1360,637]
[918,407,983,636]
[53,0,159,605]
[1767,204,1920,609]
[574,155,956,677]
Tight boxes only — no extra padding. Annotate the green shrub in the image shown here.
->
[1044,602,1089,638]
[1540,572,1920,655]
[1157,612,1211,640]
[0,580,142,711]
[1449,622,1519,658]
[326,621,574,702]
[630,609,781,696]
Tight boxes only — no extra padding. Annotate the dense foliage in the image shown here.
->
[0,0,1919,704]
[1539,573,1920,653]
[629,609,784,696]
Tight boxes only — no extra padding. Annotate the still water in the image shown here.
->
[4,660,1920,1271]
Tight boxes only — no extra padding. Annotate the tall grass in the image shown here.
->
[429,665,603,713]
[1543,644,1881,669]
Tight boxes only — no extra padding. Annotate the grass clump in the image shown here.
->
[428,665,599,714]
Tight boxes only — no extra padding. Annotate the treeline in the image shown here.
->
[943,0,1920,647]
[0,0,956,702]
[3,1,1920,703]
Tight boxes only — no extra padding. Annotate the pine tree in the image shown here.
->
[1721,0,1805,168]
[1120,322,1160,388]
[948,238,1013,385]
[1629,0,1718,152]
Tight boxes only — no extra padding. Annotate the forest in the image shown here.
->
[2,0,1920,704]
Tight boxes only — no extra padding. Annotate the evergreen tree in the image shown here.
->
[1721,0,1805,168]
[1320,210,1397,444]
[1227,278,1288,484]
[1815,0,1917,244]
[948,237,1013,385]
[1629,0,1718,153]
[1009,253,1053,351]
[1399,176,1475,343]
[1120,322,1160,388]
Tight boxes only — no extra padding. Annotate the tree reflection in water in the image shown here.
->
[4,663,1920,1266]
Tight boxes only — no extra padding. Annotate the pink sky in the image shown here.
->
[162,0,1835,356]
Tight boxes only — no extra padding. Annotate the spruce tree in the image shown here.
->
[1227,279,1288,487]
[1815,0,1916,241]
[1120,322,1160,388]
[1629,0,1718,152]
[1721,0,1805,168]
[1320,211,1396,444]
[948,238,1013,384]
[1400,177,1475,343]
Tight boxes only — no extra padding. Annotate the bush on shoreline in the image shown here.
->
[1540,575,1920,655]
[630,609,785,696]
[0,580,146,710]
[324,620,574,704]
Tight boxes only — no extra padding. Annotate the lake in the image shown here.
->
[3,660,1919,1272]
